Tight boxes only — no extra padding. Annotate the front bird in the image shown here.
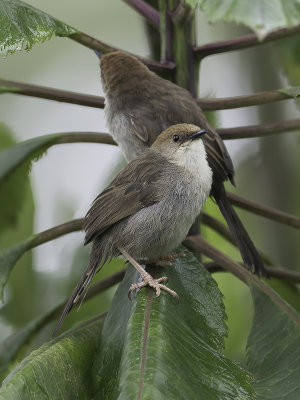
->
[54,124,212,334]
[99,51,266,277]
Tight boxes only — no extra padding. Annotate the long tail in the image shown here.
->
[213,184,267,276]
[53,256,102,337]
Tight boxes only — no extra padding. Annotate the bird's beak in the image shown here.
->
[189,129,207,141]
[94,50,103,59]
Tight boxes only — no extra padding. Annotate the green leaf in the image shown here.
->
[247,282,300,399]
[268,277,300,313]
[93,250,255,399]
[0,134,59,184]
[0,303,61,373]
[279,86,300,98]
[0,317,104,399]
[0,239,32,302]
[0,0,77,57]
[191,0,300,39]
[0,134,60,240]
[0,134,62,302]
[0,123,29,237]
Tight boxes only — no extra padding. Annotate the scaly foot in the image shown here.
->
[129,275,178,299]
[118,247,178,299]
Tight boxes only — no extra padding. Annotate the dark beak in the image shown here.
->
[190,129,207,141]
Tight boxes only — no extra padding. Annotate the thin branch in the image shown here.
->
[0,79,105,109]
[48,270,125,323]
[184,235,247,282]
[26,215,300,284]
[1,78,297,116]
[123,0,160,27]
[201,212,273,265]
[263,267,300,283]
[185,235,300,324]
[69,32,175,73]
[30,219,84,249]
[21,216,299,289]
[194,25,300,58]
[54,132,116,146]
[11,270,125,354]
[2,78,296,115]
[201,212,235,245]
[197,89,293,111]
[204,262,300,283]
[83,269,126,302]
[227,192,300,229]
[218,118,300,140]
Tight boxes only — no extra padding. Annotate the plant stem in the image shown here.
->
[201,212,272,265]
[194,25,300,58]
[2,78,298,114]
[30,219,84,249]
[168,1,198,95]
[2,79,297,114]
[227,192,300,229]
[123,0,160,27]
[30,270,125,340]
[185,235,300,323]
[204,262,300,283]
[23,217,300,286]
[0,79,105,108]
[69,32,175,73]
[218,118,300,140]
[197,89,293,110]
[158,0,173,63]
[50,270,125,322]
[201,212,234,245]
[184,235,247,282]
[55,132,116,146]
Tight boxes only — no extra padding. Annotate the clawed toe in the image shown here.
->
[118,248,178,300]
[128,275,178,299]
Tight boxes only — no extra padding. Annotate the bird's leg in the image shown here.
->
[142,251,187,267]
[118,247,178,298]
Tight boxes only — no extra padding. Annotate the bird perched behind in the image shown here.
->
[54,124,212,335]
[99,51,266,276]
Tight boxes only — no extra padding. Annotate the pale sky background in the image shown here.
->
[0,0,288,273]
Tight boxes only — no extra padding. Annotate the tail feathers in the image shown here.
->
[53,258,100,337]
[213,185,267,277]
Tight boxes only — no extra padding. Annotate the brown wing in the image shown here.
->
[83,151,169,244]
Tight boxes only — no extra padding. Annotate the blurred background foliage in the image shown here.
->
[0,0,299,370]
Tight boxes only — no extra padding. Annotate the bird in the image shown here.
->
[99,50,266,277]
[54,124,212,335]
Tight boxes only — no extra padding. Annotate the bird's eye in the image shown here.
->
[173,135,179,143]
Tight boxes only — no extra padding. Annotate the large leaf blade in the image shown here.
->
[0,0,77,57]
[93,251,255,399]
[0,317,104,399]
[247,282,300,399]
[0,134,61,301]
[0,123,30,237]
[0,239,33,302]
[189,0,300,38]
[0,134,59,183]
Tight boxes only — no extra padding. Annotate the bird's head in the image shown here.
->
[152,124,212,179]
[100,51,150,94]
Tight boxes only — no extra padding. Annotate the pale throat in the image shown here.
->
[172,140,213,187]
